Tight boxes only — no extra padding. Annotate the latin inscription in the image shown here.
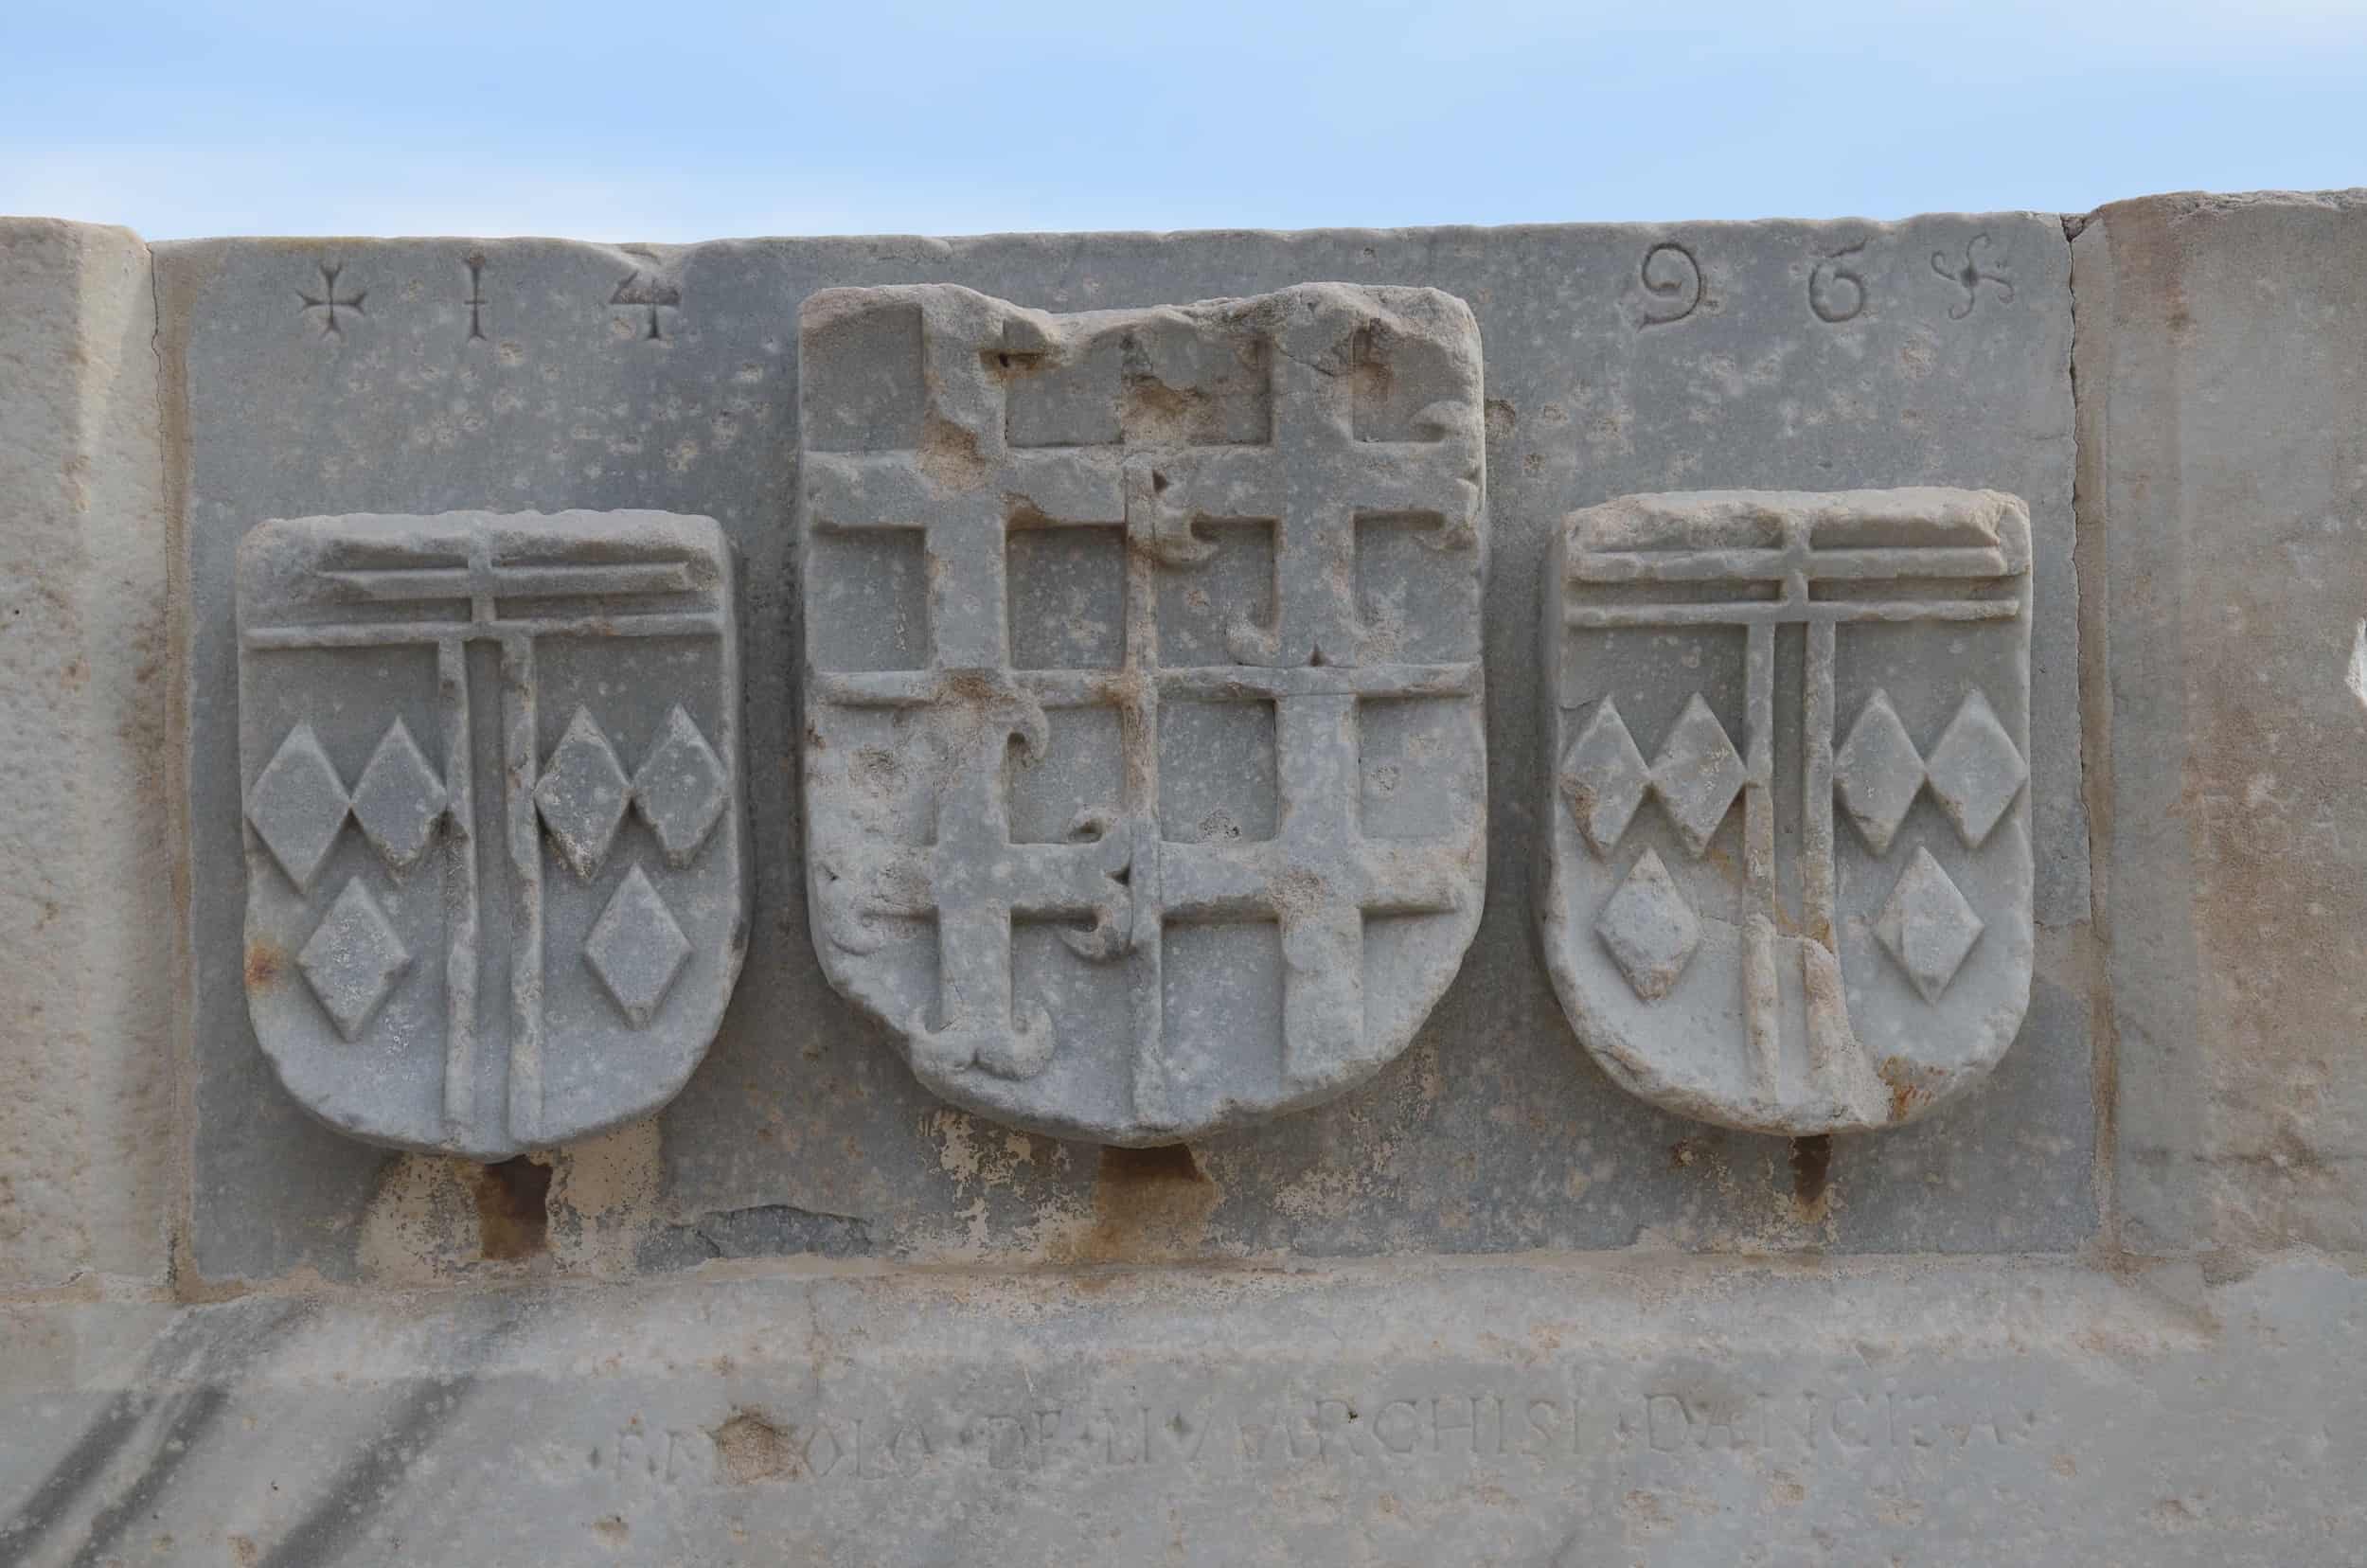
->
[592,1383,2040,1490]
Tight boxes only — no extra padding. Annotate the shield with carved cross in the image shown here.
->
[798,283,1488,1144]
[237,510,748,1157]
[1539,489,2035,1133]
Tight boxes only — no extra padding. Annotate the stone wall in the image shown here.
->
[0,190,2361,1565]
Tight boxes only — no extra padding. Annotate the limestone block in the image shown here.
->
[0,219,170,1289]
[162,217,2082,1281]
[798,283,1487,1144]
[1541,489,2034,1132]
[4,1258,2365,1563]
[235,510,747,1158]
[2074,190,2367,1253]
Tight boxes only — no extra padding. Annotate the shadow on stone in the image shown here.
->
[470,1157,552,1261]
[637,1203,875,1271]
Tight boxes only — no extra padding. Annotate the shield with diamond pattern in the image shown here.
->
[1539,489,2034,1133]
[238,510,746,1157]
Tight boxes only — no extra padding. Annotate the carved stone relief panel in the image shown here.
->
[238,510,748,1157]
[1539,490,2033,1133]
[799,283,1487,1145]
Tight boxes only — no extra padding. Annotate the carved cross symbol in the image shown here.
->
[297,262,366,336]
[1931,233,2015,320]
[843,691,1137,1083]
[805,288,1483,1132]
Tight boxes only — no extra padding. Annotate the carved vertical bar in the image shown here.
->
[1802,618,1839,948]
[437,636,477,1139]
[1122,510,1176,1131]
[502,633,543,1148]
[1797,615,1859,1098]
[1275,692,1363,1086]
[919,292,1012,672]
[1264,320,1361,668]
[1742,619,1781,1094]
[919,723,1031,1077]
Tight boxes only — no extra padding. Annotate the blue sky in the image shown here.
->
[4,0,2363,240]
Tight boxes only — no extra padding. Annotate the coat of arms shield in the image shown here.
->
[1539,489,2034,1133]
[237,510,747,1157]
[798,283,1487,1145]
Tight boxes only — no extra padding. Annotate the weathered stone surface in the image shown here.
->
[798,283,1487,1144]
[162,214,2083,1281]
[237,510,747,1158]
[2075,189,2367,1254]
[1541,489,2034,1132]
[30,187,2367,1564]
[0,219,171,1289]
[5,1256,2365,1565]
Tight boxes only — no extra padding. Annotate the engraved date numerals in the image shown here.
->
[1636,241,1702,329]
[612,267,683,343]
[1809,241,1868,324]
[463,253,489,342]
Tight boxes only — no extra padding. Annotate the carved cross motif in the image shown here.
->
[802,283,1488,1142]
[1931,233,2016,319]
[296,261,365,336]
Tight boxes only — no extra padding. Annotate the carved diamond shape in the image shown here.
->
[584,866,691,1027]
[1649,694,1747,858]
[1834,690,1926,855]
[536,707,632,880]
[1874,846,1984,1004]
[1595,848,1700,1002]
[632,705,729,866]
[350,719,448,872]
[297,878,411,1041]
[246,722,350,892]
[1559,699,1650,857]
[1924,689,2026,847]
